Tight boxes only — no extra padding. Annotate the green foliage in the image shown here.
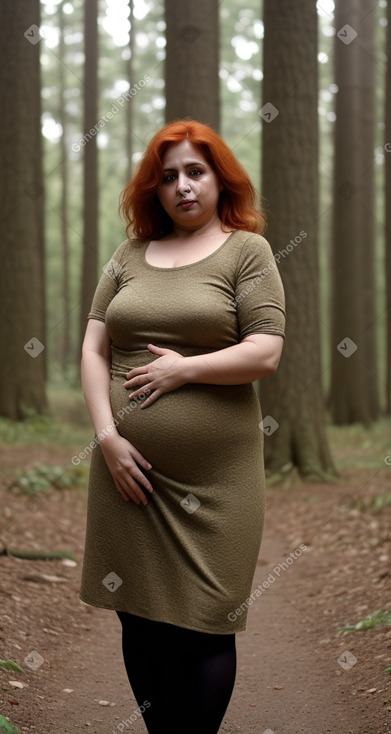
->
[0,413,54,443]
[385,666,391,673]
[9,462,89,496]
[0,388,92,447]
[4,548,76,561]
[328,418,391,472]
[0,716,20,734]
[0,660,24,674]
[338,609,391,634]
[369,492,391,514]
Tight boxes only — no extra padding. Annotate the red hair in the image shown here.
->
[120,119,266,240]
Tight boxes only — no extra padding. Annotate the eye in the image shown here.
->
[162,173,177,183]
[189,168,203,176]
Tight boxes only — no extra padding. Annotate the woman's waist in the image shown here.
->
[110,344,217,376]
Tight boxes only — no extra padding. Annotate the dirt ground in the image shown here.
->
[0,442,390,734]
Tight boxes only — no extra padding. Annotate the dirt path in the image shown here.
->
[1,449,390,733]
[3,533,360,734]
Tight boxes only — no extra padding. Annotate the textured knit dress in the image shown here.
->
[79,230,285,634]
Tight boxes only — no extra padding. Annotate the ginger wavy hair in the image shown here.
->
[119,119,266,240]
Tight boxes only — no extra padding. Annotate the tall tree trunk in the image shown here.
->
[358,3,378,419]
[125,0,134,183]
[386,0,391,414]
[59,1,71,374]
[0,0,48,419]
[165,0,220,131]
[329,0,378,424]
[79,0,99,354]
[261,0,337,481]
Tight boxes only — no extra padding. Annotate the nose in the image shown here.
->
[176,173,191,194]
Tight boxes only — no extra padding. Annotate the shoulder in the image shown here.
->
[233,230,272,252]
[99,238,146,285]
[231,230,275,268]
[107,237,148,269]
[111,237,147,260]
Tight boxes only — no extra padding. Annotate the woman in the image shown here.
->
[80,119,285,734]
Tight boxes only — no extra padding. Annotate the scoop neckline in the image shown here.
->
[142,230,237,271]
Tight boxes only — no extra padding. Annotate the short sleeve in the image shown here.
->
[87,240,129,322]
[234,234,285,340]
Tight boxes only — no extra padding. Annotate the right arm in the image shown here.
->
[81,319,153,505]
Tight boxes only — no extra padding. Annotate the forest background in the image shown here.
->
[0,0,391,484]
[0,3,391,733]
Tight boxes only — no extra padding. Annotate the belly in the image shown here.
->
[109,346,262,478]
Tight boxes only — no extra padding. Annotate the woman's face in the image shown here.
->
[156,140,222,232]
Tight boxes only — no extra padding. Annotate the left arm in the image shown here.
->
[181,334,283,384]
[124,334,284,408]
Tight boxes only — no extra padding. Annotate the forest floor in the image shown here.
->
[0,405,390,734]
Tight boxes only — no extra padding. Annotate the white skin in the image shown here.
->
[81,140,283,505]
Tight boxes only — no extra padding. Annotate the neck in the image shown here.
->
[171,214,226,240]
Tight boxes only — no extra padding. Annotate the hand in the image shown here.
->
[99,433,153,505]
[123,343,186,408]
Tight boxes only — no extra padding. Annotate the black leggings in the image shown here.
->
[116,611,236,734]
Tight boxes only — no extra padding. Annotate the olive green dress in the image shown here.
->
[79,230,285,633]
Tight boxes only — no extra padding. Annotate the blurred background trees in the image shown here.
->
[0,0,48,419]
[0,0,389,478]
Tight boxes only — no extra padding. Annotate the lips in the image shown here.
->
[177,199,197,208]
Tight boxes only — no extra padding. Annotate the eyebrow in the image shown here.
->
[162,161,205,171]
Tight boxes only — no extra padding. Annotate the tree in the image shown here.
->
[0,0,48,419]
[164,0,220,130]
[358,2,378,419]
[125,0,134,182]
[78,0,99,354]
[58,0,71,374]
[260,0,337,481]
[329,0,378,424]
[386,0,391,414]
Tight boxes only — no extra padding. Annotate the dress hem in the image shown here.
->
[78,593,246,635]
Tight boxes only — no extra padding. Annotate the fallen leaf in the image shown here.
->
[23,574,67,584]
[62,559,77,568]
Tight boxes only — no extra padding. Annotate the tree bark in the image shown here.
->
[125,0,134,183]
[358,3,378,419]
[261,0,337,481]
[329,0,378,424]
[78,0,99,355]
[386,0,391,414]
[165,0,220,131]
[59,1,71,374]
[0,0,48,419]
